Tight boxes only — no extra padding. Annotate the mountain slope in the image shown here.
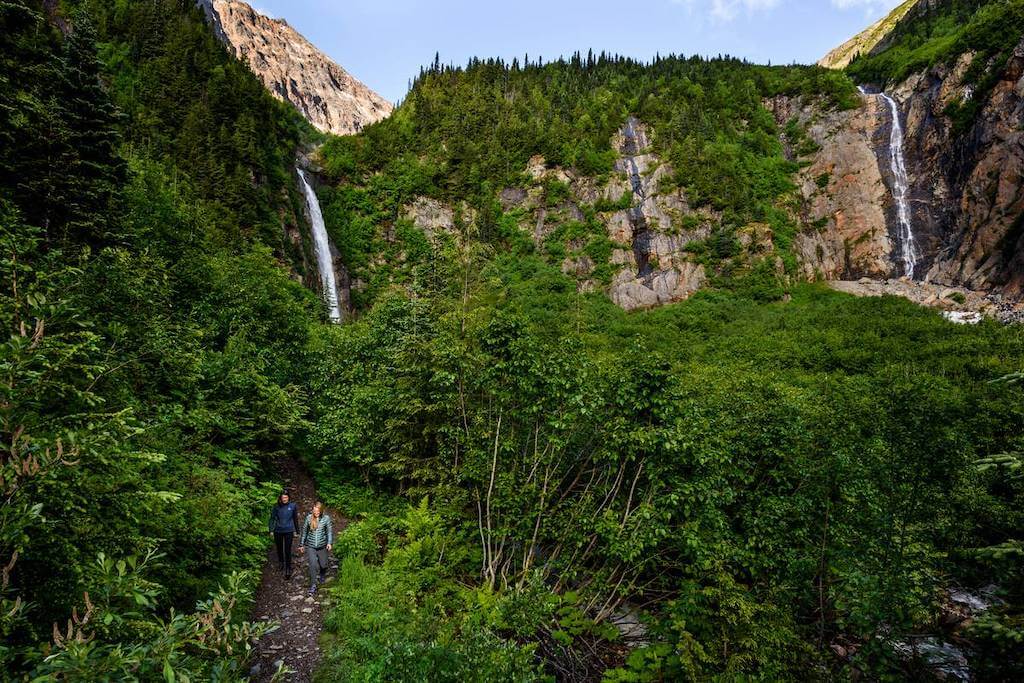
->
[198,0,392,135]
[2,0,329,677]
[819,0,920,68]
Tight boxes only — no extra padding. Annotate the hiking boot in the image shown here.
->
[285,568,292,580]
[308,585,317,597]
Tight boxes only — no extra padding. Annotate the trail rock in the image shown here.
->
[248,456,347,683]
[829,278,1024,323]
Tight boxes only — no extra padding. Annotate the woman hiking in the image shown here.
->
[299,501,333,595]
[268,491,300,579]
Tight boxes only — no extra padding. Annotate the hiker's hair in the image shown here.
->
[310,501,323,530]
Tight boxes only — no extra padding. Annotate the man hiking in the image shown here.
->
[299,500,333,596]
[268,491,300,579]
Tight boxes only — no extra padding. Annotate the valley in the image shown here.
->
[1,0,1023,681]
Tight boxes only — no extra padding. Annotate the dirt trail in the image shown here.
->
[249,457,345,682]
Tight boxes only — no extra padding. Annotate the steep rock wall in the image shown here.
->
[199,0,392,135]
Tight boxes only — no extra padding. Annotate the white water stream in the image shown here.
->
[298,169,342,322]
[879,92,920,277]
[621,117,652,277]
[861,87,920,277]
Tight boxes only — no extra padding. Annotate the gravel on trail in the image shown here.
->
[248,458,346,682]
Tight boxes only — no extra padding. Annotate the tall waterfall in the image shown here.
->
[861,86,920,278]
[298,169,342,322]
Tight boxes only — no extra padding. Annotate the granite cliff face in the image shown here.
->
[767,93,895,280]
[905,41,1024,295]
[805,0,1024,302]
[799,35,1024,296]
[398,121,726,312]
[198,0,392,135]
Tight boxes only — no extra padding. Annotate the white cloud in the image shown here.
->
[672,0,781,22]
[712,0,781,21]
[830,0,904,12]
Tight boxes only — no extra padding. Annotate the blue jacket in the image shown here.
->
[269,502,299,533]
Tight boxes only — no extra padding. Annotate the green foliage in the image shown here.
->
[0,0,320,677]
[317,54,857,307]
[26,552,271,681]
[5,0,1024,680]
[606,574,809,680]
[309,262,1024,678]
[847,0,1024,132]
[317,500,541,682]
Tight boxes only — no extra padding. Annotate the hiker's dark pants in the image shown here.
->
[306,545,329,585]
[274,532,294,570]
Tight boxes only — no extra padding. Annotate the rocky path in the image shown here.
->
[249,457,345,682]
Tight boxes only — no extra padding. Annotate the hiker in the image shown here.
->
[268,491,300,578]
[299,500,333,595]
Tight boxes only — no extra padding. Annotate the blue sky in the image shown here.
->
[251,0,904,103]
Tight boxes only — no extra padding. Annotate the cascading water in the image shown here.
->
[880,92,920,278]
[298,168,342,322]
[860,86,920,278]
[621,117,652,278]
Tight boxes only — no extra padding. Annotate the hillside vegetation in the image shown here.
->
[2,0,324,677]
[318,54,857,308]
[308,46,1024,681]
[1,0,1022,680]
[847,0,1024,126]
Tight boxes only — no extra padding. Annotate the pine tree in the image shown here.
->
[55,12,124,243]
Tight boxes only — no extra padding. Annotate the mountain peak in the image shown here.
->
[199,0,393,135]
[819,0,920,69]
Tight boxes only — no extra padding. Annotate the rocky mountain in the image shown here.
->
[818,0,918,69]
[806,0,1024,297]
[197,0,392,135]
[401,119,737,312]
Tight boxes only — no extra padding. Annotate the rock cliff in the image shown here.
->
[198,0,392,135]
[907,41,1024,295]
[810,0,1024,298]
[797,35,1024,296]
[766,93,896,280]
[818,0,918,69]
[399,121,725,312]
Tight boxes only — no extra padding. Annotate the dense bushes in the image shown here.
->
[316,498,542,682]
[1,0,322,677]
[307,252,1024,678]
[5,0,1024,679]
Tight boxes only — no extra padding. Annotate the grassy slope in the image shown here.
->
[819,0,920,68]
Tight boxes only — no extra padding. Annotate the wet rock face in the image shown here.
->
[774,39,1024,296]
[767,94,896,280]
[916,39,1024,296]
[200,0,392,135]
[605,119,708,309]
[402,122,713,312]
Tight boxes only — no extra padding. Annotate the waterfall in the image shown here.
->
[621,117,652,277]
[861,87,920,278]
[297,168,342,322]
